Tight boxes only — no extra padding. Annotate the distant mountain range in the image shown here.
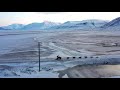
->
[0,27,11,30]
[0,27,7,30]
[21,21,61,30]
[0,17,120,30]
[100,17,120,30]
[47,20,108,30]
[3,24,25,30]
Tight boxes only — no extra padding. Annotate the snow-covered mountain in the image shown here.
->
[101,17,120,29]
[21,21,61,30]
[2,24,25,30]
[0,27,4,30]
[0,20,109,30]
[47,19,109,30]
[79,19,109,27]
[0,27,10,30]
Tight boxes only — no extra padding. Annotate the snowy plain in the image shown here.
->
[0,30,120,78]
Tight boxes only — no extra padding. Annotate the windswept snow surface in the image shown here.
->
[0,55,120,78]
[0,30,120,78]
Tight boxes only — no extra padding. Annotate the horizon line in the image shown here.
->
[0,19,110,27]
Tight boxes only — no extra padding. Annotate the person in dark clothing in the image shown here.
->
[56,55,61,60]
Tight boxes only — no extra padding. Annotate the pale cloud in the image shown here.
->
[35,12,120,22]
[0,12,120,26]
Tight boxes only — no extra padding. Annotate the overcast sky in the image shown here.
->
[0,12,120,26]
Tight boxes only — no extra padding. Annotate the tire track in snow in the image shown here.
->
[47,42,82,57]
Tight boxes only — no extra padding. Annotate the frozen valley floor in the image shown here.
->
[0,30,120,78]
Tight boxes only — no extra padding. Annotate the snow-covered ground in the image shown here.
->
[0,30,120,78]
[0,55,120,78]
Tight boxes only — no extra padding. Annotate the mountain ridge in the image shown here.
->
[2,18,120,30]
[101,17,120,28]
[3,24,25,30]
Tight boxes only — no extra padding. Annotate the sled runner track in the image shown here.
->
[0,56,120,67]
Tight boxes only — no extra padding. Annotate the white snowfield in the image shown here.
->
[0,55,120,78]
[0,30,120,78]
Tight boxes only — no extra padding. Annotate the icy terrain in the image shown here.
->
[0,30,120,78]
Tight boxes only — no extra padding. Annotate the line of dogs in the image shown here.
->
[55,56,110,65]
[55,56,99,60]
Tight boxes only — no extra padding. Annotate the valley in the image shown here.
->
[0,30,120,78]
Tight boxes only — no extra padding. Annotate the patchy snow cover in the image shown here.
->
[0,30,120,78]
[0,55,120,78]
